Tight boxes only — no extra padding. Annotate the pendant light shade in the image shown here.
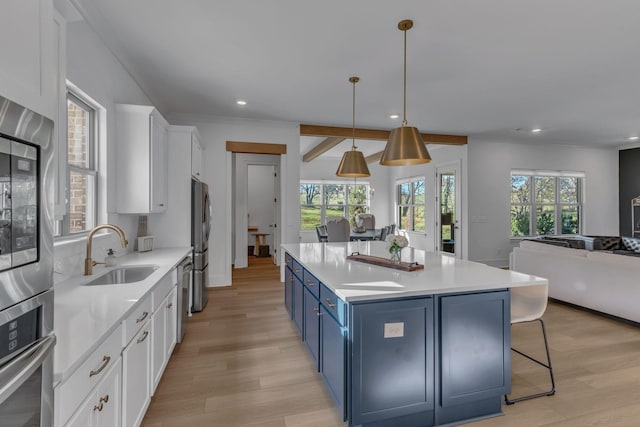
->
[380,19,431,166]
[336,76,370,177]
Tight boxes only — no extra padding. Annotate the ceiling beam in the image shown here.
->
[302,137,346,162]
[365,151,383,164]
[300,124,467,145]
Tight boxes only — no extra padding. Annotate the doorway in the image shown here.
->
[436,162,462,258]
[233,153,281,269]
[248,164,278,263]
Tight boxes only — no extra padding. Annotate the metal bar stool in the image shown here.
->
[505,284,556,405]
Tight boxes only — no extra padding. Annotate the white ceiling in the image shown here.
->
[71,0,640,155]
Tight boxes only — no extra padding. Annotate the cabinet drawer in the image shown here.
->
[291,259,303,280]
[151,270,177,312]
[55,324,122,427]
[123,294,152,347]
[320,284,347,326]
[302,269,321,299]
[285,252,292,269]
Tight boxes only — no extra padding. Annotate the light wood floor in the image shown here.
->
[142,257,640,427]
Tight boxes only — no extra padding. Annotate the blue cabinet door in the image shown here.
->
[284,267,293,319]
[439,290,510,408]
[351,298,435,426]
[292,273,304,337]
[320,305,346,421]
[303,286,320,368]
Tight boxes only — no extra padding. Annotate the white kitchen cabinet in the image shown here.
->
[55,325,123,427]
[122,321,152,427]
[116,104,169,214]
[151,284,178,394]
[65,358,121,427]
[191,131,203,179]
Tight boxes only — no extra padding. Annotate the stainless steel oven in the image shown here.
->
[0,290,55,427]
[0,95,55,427]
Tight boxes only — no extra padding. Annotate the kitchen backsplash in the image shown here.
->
[53,232,131,280]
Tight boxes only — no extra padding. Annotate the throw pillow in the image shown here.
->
[621,237,640,253]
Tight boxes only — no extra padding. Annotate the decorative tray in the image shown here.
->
[346,253,424,272]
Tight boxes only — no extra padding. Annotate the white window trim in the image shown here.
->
[395,176,426,233]
[299,181,372,229]
[510,170,584,238]
[55,82,105,239]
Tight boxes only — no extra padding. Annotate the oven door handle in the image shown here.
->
[0,334,56,406]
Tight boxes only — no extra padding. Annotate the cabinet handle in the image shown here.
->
[136,311,149,323]
[314,307,323,316]
[99,394,109,404]
[305,280,314,286]
[93,402,103,412]
[89,355,111,378]
[167,302,173,309]
[324,298,336,308]
[137,330,149,344]
[159,203,165,207]
[293,268,301,274]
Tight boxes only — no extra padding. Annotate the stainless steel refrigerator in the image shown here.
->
[192,179,211,311]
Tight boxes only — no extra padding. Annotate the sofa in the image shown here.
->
[510,236,640,323]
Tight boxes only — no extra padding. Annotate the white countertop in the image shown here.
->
[53,247,191,384]
[281,242,547,302]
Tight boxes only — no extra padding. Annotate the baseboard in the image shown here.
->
[549,298,640,327]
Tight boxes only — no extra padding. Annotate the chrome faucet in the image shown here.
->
[84,224,128,275]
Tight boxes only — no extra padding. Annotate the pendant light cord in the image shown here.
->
[352,78,356,150]
[402,27,408,127]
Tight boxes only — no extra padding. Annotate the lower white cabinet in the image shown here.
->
[122,321,152,427]
[56,267,180,427]
[152,284,178,393]
[65,358,122,427]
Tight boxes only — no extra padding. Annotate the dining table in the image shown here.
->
[349,228,381,241]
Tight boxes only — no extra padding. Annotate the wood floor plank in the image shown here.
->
[142,257,640,427]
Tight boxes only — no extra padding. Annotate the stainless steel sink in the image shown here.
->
[84,266,159,286]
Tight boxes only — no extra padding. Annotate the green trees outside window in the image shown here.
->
[300,182,370,230]
[510,173,581,237]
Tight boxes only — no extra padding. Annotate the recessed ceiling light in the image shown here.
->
[531,128,542,133]
[236,100,247,106]
[628,136,639,140]
[389,114,399,119]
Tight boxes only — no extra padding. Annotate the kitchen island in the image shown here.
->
[281,241,548,427]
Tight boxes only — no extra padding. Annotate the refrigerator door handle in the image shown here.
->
[204,192,212,241]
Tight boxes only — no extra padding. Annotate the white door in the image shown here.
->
[436,162,462,258]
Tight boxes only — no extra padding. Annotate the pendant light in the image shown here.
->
[336,76,370,177]
[380,19,431,166]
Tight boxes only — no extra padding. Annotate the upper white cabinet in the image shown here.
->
[0,0,57,119]
[191,132,203,179]
[116,105,169,214]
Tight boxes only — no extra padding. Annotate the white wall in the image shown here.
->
[299,158,391,243]
[167,114,300,287]
[54,16,155,276]
[467,140,619,267]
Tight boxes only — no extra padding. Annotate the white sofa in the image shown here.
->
[510,240,640,323]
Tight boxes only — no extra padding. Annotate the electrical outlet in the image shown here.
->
[384,322,404,338]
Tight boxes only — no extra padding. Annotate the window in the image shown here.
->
[396,178,425,232]
[300,182,370,230]
[59,92,98,235]
[510,171,582,237]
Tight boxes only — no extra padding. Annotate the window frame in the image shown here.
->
[510,170,583,238]
[395,176,426,233]
[299,181,371,230]
[60,90,99,236]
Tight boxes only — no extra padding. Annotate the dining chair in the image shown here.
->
[377,225,389,241]
[326,217,350,242]
[356,213,375,230]
[504,284,556,404]
[315,225,328,242]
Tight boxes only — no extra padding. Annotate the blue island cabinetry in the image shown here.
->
[283,250,512,427]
